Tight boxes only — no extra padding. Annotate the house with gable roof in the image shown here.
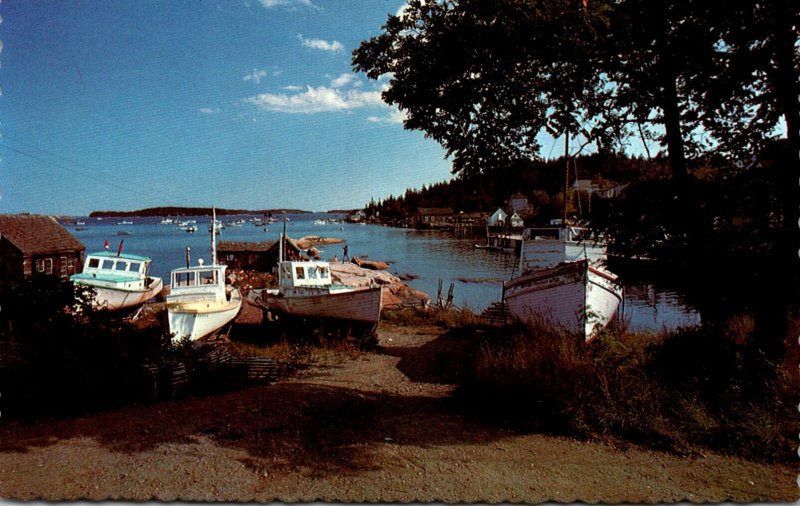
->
[0,214,85,281]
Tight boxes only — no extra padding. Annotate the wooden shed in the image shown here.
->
[217,239,303,273]
[0,214,85,281]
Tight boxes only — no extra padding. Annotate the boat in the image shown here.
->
[518,225,607,270]
[503,259,621,342]
[117,220,133,225]
[166,208,242,342]
[247,232,382,338]
[313,219,327,225]
[76,220,86,226]
[70,247,163,311]
[503,133,621,341]
[160,218,174,225]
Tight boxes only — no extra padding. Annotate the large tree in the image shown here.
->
[353,0,615,178]
[354,0,798,181]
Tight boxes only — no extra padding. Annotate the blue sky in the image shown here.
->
[0,0,463,215]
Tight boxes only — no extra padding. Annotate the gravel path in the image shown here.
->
[0,323,796,502]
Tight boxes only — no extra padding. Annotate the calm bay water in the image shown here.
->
[65,213,700,333]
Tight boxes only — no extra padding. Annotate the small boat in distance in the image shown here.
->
[71,246,163,311]
[117,220,133,225]
[166,208,242,342]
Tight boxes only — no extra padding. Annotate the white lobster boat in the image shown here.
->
[71,250,163,311]
[504,218,622,341]
[166,208,242,342]
[247,232,382,337]
[504,259,622,342]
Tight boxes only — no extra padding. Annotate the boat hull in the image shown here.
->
[248,285,383,329]
[74,277,163,311]
[167,289,242,342]
[504,260,621,341]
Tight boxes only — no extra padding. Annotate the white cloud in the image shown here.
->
[298,34,343,53]
[199,107,220,114]
[245,86,383,114]
[330,73,357,89]
[258,0,318,9]
[243,69,268,84]
[367,109,406,125]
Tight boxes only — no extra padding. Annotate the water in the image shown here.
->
[65,213,701,333]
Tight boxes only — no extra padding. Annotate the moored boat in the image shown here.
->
[71,249,163,311]
[503,259,621,342]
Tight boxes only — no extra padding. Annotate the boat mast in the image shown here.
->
[211,206,217,265]
[563,131,570,226]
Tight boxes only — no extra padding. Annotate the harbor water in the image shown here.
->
[66,213,701,333]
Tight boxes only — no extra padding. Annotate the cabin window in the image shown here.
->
[295,266,305,280]
[129,261,141,273]
[60,257,67,277]
[319,266,329,279]
[174,271,196,287]
[200,270,217,285]
[114,261,128,271]
[101,259,114,270]
[88,258,100,268]
[308,266,318,280]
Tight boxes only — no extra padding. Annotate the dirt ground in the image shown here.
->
[0,322,796,502]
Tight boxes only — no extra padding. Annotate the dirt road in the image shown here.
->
[0,323,796,502]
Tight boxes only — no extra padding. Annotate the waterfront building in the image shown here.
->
[0,214,85,282]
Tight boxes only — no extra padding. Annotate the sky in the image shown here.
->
[0,0,470,215]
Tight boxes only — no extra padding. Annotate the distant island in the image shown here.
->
[88,207,316,218]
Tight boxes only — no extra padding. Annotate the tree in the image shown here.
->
[353,0,613,178]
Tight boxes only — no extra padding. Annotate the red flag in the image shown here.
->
[104,240,109,250]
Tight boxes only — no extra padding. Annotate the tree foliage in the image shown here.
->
[353,0,799,181]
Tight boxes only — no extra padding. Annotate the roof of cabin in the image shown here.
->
[0,214,85,255]
[85,251,152,262]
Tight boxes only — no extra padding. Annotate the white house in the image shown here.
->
[487,208,507,226]
[509,212,524,228]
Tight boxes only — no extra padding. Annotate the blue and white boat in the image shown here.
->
[71,250,163,311]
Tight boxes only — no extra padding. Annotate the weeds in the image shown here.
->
[459,319,798,463]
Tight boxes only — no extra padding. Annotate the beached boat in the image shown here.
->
[166,209,242,342]
[71,250,163,311]
[247,232,382,337]
[504,259,621,342]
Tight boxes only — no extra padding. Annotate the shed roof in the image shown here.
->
[217,241,276,253]
[418,207,454,216]
[0,214,85,255]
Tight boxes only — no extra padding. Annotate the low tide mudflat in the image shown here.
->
[0,323,794,503]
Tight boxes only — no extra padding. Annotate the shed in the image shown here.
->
[217,238,304,273]
[0,214,85,281]
[416,207,455,228]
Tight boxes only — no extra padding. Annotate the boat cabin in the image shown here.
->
[169,263,229,300]
[278,260,332,289]
[81,252,152,280]
[72,252,154,291]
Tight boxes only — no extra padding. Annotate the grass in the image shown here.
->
[458,319,799,463]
